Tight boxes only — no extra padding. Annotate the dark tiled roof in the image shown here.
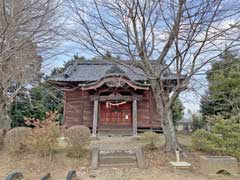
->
[49,60,179,84]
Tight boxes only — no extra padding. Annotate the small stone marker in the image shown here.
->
[135,148,145,169]
[200,156,239,176]
[176,149,180,162]
[91,148,99,170]
[170,149,191,172]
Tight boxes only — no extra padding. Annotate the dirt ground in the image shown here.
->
[0,134,239,180]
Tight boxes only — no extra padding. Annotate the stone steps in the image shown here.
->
[100,162,137,168]
[91,147,145,169]
[99,154,137,165]
[91,136,145,169]
[99,149,137,167]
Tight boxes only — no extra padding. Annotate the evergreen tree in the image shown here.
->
[201,51,240,119]
[10,83,63,127]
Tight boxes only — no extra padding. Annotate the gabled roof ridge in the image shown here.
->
[74,60,127,65]
[72,59,161,65]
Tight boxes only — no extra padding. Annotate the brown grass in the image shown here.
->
[0,151,90,180]
[0,134,239,180]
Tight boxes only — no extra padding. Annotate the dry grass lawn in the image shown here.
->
[0,134,239,180]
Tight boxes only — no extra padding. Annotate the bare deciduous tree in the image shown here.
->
[0,0,63,129]
[66,0,240,151]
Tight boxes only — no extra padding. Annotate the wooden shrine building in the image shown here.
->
[49,60,180,136]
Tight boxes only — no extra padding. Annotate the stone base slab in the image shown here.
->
[200,156,239,176]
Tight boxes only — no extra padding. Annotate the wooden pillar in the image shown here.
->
[92,100,98,137]
[132,99,137,136]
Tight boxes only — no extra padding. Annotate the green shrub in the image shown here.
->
[212,119,240,159]
[4,127,32,153]
[25,111,61,158]
[192,116,240,159]
[140,131,159,151]
[64,125,91,158]
[191,129,221,152]
[192,113,205,131]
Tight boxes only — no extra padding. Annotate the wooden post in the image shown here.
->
[132,99,137,136]
[92,100,98,137]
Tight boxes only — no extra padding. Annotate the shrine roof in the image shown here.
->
[49,60,180,84]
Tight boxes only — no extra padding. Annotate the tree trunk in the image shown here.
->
[150,80,179,152]
[0,92,11,129]
[160,108,179,152]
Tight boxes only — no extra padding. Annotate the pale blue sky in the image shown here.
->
[41,0,240,115]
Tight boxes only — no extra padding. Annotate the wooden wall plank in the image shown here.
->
[64,90,93,128]
[63,89,162,129]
